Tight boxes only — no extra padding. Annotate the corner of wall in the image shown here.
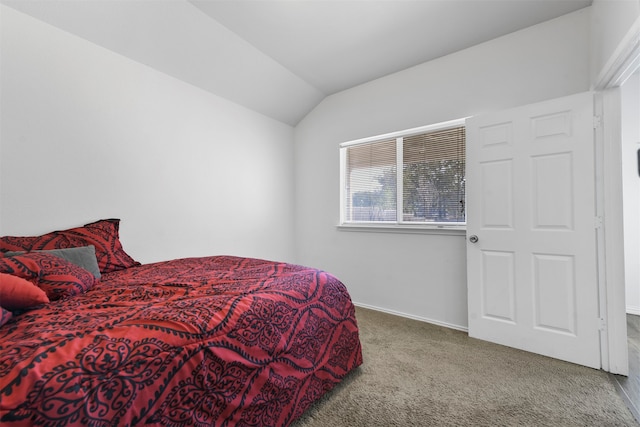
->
[591,0,640,88]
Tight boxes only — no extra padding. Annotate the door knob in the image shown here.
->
[469,235,479,243]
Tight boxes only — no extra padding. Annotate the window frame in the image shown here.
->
[339,118,468,234]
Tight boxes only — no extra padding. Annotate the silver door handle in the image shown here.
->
[469,235,479,243]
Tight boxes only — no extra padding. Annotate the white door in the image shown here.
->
[466,92,601,369]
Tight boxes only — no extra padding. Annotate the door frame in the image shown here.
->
[594,15,640,375]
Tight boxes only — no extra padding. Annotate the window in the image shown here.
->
[340,119,466,228]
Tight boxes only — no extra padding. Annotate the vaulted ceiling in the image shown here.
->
[1,0,592,125]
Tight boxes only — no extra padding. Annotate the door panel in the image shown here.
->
[467,92,600,369]
[481,160,514,228]
[533,253,576,334]
[532,153,573,229]
[481,250,516,323]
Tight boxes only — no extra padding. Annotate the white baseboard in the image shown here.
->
[353,302,468,333]
[627,306,640,316]
[354,301,639,332]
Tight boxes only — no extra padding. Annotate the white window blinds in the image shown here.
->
[402,126,465,223]
[341,121,466,226]
[344,138,397,222]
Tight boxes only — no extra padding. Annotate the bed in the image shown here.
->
[0,219,363,426]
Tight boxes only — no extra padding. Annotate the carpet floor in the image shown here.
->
[293,306,638,427]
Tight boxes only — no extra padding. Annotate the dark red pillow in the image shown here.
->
[0,306,12,327]
[0,272,50,310]
[0,219,139,273]
[0,253,41,281]
[0,253,96,301]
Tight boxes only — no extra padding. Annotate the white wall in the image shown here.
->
[622,71,640,314]
[0,6,296,264]
[294,9,591,329]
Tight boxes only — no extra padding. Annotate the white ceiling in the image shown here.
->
[2,0,592,125]
[190,0,592,95]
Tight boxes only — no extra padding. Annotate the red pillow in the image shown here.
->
[0,219,139,273]
[0,306,12,327]
[0,272,49,310]
[0,253,96,301]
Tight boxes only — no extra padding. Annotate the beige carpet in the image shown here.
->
[293,307,638,427]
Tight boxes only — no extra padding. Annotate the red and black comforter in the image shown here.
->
[0,255,363,426]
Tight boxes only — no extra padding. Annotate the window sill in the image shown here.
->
[336,223,466,236]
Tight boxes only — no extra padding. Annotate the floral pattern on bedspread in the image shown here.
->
[0,256,363,426]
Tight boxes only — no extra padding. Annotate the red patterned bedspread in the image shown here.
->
[0,256,363,426]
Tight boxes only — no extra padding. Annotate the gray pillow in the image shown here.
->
[5,245,101,279]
